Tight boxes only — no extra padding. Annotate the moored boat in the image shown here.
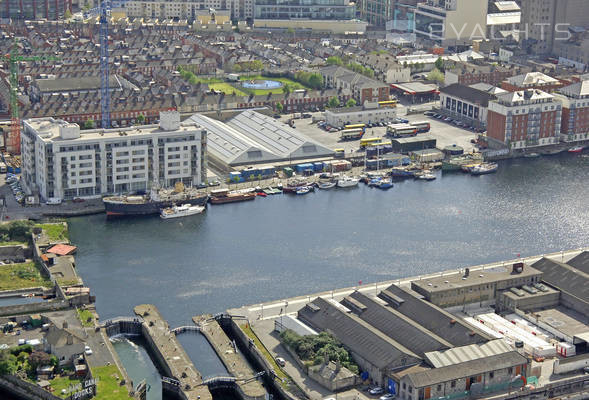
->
[368,178,382,187]
[376,179,394,190]
[416,171,436,180]
[461,163,481,173]
[390,167,415,178]
[103,183,208,216]
[543,148,564,155]
[296,187,311,195]
[523,152,540,158]
[568,146,584,153]
[471,162,498,175]
[337,176,359,188]
[160,204,205,219]
[209,189,256,204]
[318,181,337,190]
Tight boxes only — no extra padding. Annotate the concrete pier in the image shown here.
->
[194,315,266,400]
[134,304,213,400]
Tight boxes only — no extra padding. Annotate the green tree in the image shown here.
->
[346,98,356,107]
[308,73,324,89]
[427,68,445,84]
[136,114,145,124]
[0,350,16,376]
[83,119,95,129]
[435,57,445,72]
[64,9,72,19]
[286,27,295,35]
[232,64,242,73]
[276,102,284,113]
[328,97,340,108]
[326,56,343,66]
[283,83,293,95]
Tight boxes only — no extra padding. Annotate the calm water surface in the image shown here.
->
[68,154,589,398]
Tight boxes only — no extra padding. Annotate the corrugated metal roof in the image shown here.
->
[425,339,513,368]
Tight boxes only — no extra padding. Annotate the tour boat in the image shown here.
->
[568,146,584,153]
[417,172,436,181]
[523,152,540,158]
[376,179,394,190]
[337,176,359,188]
[160,204,205,219]
[318,181,337,190]
[471,163,498,175]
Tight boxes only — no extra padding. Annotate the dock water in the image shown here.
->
[134,304,213,400]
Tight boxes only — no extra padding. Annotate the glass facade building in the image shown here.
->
[2,0,71,20]
[254,0,356,20]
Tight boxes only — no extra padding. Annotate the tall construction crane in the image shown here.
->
[99,1,111,129]
[2,39,58,155]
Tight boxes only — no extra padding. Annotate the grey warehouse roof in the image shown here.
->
[378,285,490,346]
[424,339,513,368]
[532,258,589,313]
[36,75,122,93]
[346,291,452,357]
[189,110,333,166]
[298,297,421,370]
[406,351,528,388]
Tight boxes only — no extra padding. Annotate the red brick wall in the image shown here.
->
[540,111,557,138]
[510,114,529,142]
[487,111,507,143]
[561,107,571,134]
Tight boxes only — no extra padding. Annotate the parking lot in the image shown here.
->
[286,110,477,155]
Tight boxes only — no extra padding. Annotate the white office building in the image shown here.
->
[21,111,207,201]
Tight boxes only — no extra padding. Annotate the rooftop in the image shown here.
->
[559,80,589,99]
[506,72,559,88]
[24,115,202,143]
[469,83,508,95]
[346,291,452,357]
[531,257,589,315]
[406,351,528,388]
[189,110,333,166]
[35,75,122,93]
[424,339,513,368]
[377,285,490,347]
[411,264,542,293]
[391,82,438,95]
[440,83,497,107]
[494,89,554,105]
[298,296,422,370]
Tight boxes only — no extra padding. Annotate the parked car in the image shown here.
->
[84,346,93,355]
[72,197,85,203]
[380,394,395,400]
[275,357,286,367]
[369,387,384,395]
[424,111,435,116]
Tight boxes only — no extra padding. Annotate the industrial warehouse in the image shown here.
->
[188,110,334,172]
[232,249,589,400]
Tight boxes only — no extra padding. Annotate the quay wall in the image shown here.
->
[197,317,265,400]
[0,374,62,400]
[222,316,304,400]
[0,299,70,317]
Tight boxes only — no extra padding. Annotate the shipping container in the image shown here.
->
[283,167,294,177]
[313,162,324,172]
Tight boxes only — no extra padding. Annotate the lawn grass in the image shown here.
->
[191,76,224,84]
[92,365,130,400]
[239,75,310,95]
[36,223,68,242]
[77,308,95,327]
[0,262,52,290]
[0,240,28,246]
[208,82,247,96]
[49,374,84,398]
[241,323,289,381]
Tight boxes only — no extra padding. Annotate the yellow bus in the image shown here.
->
[367,140,392,147]
[378,100,398,108]
[360,137,383,149]
[334,148,345,158]
[344,123,366,130]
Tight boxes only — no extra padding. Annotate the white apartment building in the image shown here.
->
[414,0,488,46]
[325,104,397,127]
[114,0,253,21]
[21,111,207,201]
